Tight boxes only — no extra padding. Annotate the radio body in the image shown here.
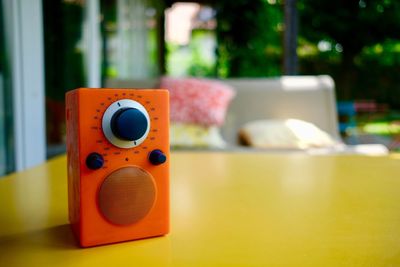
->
[66,88,169,247]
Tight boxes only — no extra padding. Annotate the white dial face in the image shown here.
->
[102,99,150,148]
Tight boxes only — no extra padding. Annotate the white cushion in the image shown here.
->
[239,119,338,149]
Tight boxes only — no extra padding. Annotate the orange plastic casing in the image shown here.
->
[66,88,169,247]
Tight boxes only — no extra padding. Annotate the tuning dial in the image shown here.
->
[111,108,148,141]
[102,99,150,148]
[86,152,104,170]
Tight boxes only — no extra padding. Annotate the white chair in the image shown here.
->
[106,76,388,155]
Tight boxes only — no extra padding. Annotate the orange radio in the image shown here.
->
[66,88,169,247]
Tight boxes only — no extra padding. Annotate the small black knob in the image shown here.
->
[149,150,167,165]
[86,152,104,170]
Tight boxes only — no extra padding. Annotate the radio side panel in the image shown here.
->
[66,89,81,238]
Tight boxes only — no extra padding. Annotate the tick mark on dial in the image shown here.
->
[117,102,121,107]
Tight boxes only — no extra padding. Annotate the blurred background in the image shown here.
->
[1,0,400,176]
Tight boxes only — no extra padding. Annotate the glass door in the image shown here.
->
[0,1,14,175]
[43,0,87,157]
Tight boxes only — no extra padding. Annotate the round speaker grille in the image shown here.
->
[98,167,156,225]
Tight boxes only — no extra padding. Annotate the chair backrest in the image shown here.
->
[220,75,340,144]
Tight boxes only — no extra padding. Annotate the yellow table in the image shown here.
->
[1,152,400,266]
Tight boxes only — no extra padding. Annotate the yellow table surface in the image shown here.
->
[1,152,400,266]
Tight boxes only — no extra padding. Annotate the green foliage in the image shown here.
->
[354,40,400,105]
[358,40,400,67]
[215,0,400,108]
[187,30,216,77]
[298,0,400,107]
[215,0,283,77]
[299,0,400,53]
[167,30,216,77]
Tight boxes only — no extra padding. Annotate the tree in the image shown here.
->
[215,0,283,77]
[298,0,400,100]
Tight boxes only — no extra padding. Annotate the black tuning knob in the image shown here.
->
[110,108,148,141]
